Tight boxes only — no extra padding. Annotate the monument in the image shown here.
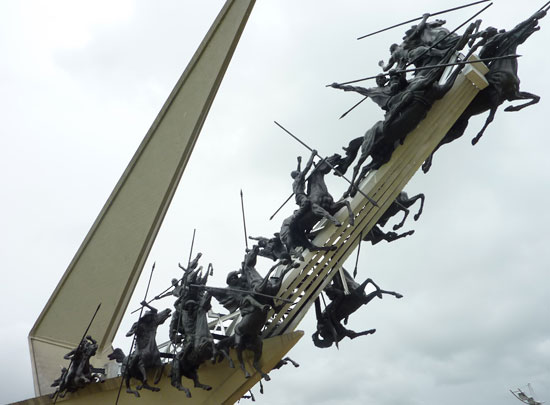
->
[14,1,548,404]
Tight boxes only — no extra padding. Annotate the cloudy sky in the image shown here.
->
[1,1,550,404]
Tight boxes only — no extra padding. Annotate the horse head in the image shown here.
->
[155,308,172,325]
[316,153,342,174]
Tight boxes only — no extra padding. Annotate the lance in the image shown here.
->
[274,121,378,207]
[189,283,296,305]
[357,0,491,40]
[187,228,196,269]
[353,232,362,279]
[539,0,550,12]
[339,2,492,120]
[332,53,520,86]
[115,262,156,405]
[52,303,101,404]
[407,2,493,68]
[339,94,370,120]
[240,189,249,251]
[269,155,339,220]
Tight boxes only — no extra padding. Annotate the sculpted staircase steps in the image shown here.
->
[263,60,489,338]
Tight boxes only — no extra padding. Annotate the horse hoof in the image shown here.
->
[204,385,212,391]
[396,294,403,299]
[263,374,271,381]
[152,387,160,392]
[128,389,140,398]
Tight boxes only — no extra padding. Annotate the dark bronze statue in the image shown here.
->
[280,153,356,257]
[169,262,235,396]
[50,336,105,398]
[312,269,402,348]
[249,233,292,265]
[212,247,289,381]
[423,9,546,173]
[108,303,171,397]
[292,152,354,227]
[344,49,468,197]
[168,253,204,345]
[279,208,337,260]
[170,290,218,396]
[330,71,408,113]
[362,191,425,245]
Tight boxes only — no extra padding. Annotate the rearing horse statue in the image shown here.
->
[312,269,402,349]
[423,9,547,173]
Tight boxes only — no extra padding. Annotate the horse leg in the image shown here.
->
[345,328,377,340]
[504,91,540,112]
[126,375,140,398]
[310,203,341,227]
[410,193,425,220]
[330,200,355,226]
[170,361,192,397]
[192,370,212,391]
[217,347,235,368]
[393,207,409,231]
[325,201,355,227]
[472,106,497,145]
[386,230,415,243]
[280,357,300,368]
[344,151,369,198]
[251,340,270,381]
[378,288,403,299]
[336,136,363,175]
[237,347,251,379]
[153,364,165,385]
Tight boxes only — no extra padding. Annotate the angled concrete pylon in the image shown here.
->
[28,0,256,396]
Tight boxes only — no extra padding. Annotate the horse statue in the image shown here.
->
[280,153,354,258]
[362,191,425,245]
[108,303,172,397]
[312,269,402,348]
[169,262,234,396]
[170,290,218,396]
[50,336,105,398]
[306,154,355,227]
[343,48,468,197]
[213,248,288,381]
[422,9,547,173]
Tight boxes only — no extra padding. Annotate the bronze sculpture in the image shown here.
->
[312,270,402,348]
[108,303,172,397]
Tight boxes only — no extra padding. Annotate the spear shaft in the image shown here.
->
[187,228,196,268]
[240,189,249,251]
[333,53,520,86]
[189,284,295,304]
[357,0,491,40]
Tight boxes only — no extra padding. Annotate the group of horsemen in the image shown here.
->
[50,7,547,400]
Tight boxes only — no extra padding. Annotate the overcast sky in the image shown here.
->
[1,1,550,404]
